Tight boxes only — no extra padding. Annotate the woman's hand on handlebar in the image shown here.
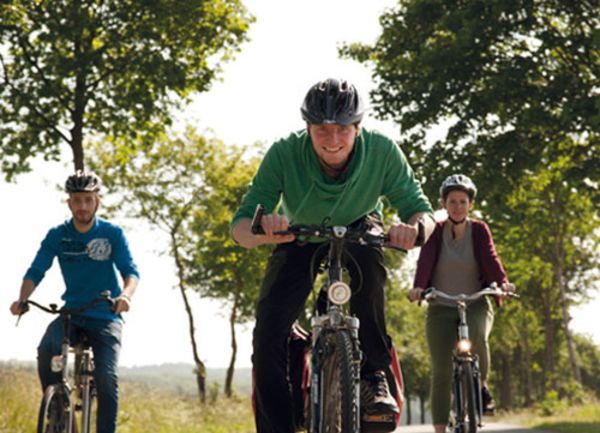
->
[500,282,516,297]
[407,287,425,305]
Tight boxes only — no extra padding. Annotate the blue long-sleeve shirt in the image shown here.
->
[24,218,140,320]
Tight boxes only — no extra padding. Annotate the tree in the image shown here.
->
[342,0,600,404]
[90,128,221,403]
[0,0,252,177]
[91,128,269,400]
[499,156,599,394]
[341,0,599,205]
[186,143,270,398]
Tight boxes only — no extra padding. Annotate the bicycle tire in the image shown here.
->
[317,330,359,433]
[37,385,73,433]
[460,362,478,433]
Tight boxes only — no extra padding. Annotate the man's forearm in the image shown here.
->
[407,212,436,245]
[231,218,263,249]
[18,279,36,302]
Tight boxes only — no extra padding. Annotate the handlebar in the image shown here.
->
[421,284,519,303]
[250,204,407,252]
[17,291,116,324]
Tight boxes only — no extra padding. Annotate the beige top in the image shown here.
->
[430,221,481,306]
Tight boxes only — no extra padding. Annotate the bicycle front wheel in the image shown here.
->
[459,362,478,433]
[317,330,359,433]
[37,385,74,433]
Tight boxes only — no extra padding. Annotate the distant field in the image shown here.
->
[0,361,254,433]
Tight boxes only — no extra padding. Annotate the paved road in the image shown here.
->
[395,423,558,433]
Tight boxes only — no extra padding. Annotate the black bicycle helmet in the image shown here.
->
[300,78,365,125]
[65,170,102,193]
[440,174,477,200]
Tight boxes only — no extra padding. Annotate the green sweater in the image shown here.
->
[232,128,432,228]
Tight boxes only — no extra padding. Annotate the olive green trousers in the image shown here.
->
[426,298,494,425]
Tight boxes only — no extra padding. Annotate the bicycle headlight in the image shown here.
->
[327,282,352,305]
[51,355,64,372]
[457,339,472,353]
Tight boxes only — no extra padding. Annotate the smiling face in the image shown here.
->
[68,191,100,227]
[308,123,359,169]
[443,189,473,221]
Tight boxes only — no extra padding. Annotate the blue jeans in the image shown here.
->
[37,315,122,433]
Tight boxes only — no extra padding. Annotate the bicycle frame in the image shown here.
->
[309,226,362,433]
[250,204,404,433]
[18,292,114,433]
[423,285,514,433]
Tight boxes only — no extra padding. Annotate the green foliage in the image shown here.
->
[0,0,253,176]
[90,128,267,397]
[343,0,600,409]
[537,390,566,416]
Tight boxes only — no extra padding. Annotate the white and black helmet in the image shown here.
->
[440,174,477,200]
[65,170,102,193]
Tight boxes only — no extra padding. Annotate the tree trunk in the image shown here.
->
[70,30,86,172]
[521,318,534,406]
[499,352,512,409]
[171,231,206,403]
[224,286,241,398]
[419,394,426,424]
[541,284,556,396]
[556,255,582,384]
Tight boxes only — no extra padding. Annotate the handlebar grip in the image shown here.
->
[18,301,30,314]
[251,204,265,235]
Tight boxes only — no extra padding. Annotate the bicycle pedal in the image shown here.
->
[361,413,397,433]
[362,413,395,422]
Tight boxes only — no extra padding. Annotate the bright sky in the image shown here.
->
[1,0,597,370]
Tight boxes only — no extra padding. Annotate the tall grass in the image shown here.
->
[0,362,255,433]
[498,401,600,433]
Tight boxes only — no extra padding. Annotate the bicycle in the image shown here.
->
[17,291,115,433]
[251,205,405,433]
[421,284,517,433]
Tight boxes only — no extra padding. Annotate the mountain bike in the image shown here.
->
[421,284,517,433]
[251,205,405,433]
[17,291,115,433]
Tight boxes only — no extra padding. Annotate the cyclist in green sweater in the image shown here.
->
[231,78,434,433]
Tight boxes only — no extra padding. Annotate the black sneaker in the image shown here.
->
[360,370,399,415]
[481,386,496,415]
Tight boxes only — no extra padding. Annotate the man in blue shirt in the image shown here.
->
[9,171,139,433]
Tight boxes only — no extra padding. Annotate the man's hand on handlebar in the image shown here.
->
[260,214,295,242]
[387,222,419,250]
[9,300,28,316]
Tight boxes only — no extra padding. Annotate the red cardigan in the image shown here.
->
[413,219,509,305]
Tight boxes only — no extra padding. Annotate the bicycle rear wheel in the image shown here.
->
[37,385,74,433]
[317,330,359,433]
[460,362,478,433]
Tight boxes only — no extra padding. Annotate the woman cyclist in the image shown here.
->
[408,174,515,433]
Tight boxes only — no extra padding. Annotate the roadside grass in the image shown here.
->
[498,401,600,433]
[0,362,255,433]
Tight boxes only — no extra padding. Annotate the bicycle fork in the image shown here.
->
[310,311,362,433]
